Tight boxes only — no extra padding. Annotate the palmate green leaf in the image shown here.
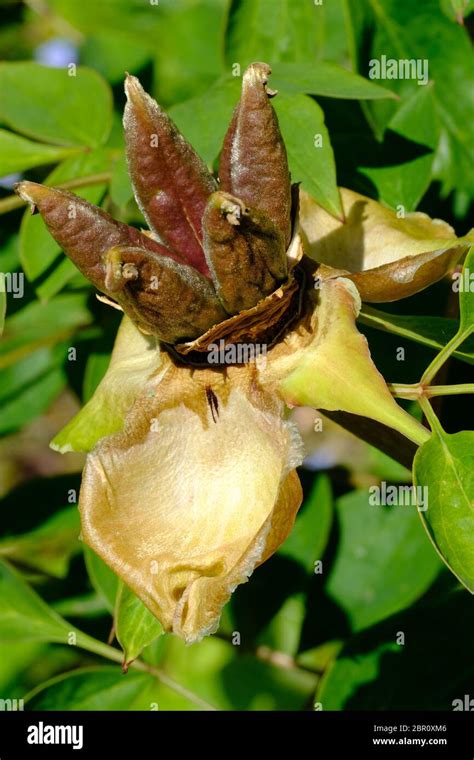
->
[19,149,111,301]
[414,430,474,593]
[279,474,333,573]
[274,93,341,217]
[359,307,474,365]
[271,62,397,100]
[0,130,81,176]
[26,667,155,711]
[0,63,112,148]
[325,490,441,631]
[0,507,80,578]
[318,589,474,710]
[115,583,163,667]
[84,546,119,614]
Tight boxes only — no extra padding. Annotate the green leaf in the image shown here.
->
[26,666,154,710]
[359,307,474,365]
[84,546,119,614]
[458,246,474,334]
[115,583,163,666]
[81,31,152,84]
[153,0,226,105]
[0,130,81,176]
[109,154,134,209]
[82,350,112,403]
[0,63,113,148]
[225,0,315,65]
[0,288,5,337]
[318,589,474,709]
[279,474,333,573]
[414,429,474,592]
[169,77,241,166]
[364,0,474,197]
[274,93,341,217]
[359,84,438,211]
[19,149,111,300]
[0,346,68,435]
[326,489,441,631]
[0,559,72,643]
[0,508,80,578]
[271,62,397,100]
[0,293,92,369]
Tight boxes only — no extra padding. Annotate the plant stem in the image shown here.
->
[0,172,112,215]
[417,395,443,435]
[420,329,468,385]
[73,630,217,710]
[389,382,474,399]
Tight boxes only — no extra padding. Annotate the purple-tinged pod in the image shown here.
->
[218,63,292,247]
[124,75,216,276]
[14,181,185,292]
[203,191,287,315]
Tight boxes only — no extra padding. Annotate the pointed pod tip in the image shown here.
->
[13,180,43,207]
[243,62,277,97]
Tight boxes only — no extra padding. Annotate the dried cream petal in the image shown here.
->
[80,365,303,643]
[299,188,473,302]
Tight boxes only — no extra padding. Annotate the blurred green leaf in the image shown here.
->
[0,507,80,578]
[318,589,474,709]
[414,430,474,592]
[0,288,5,337]
[0,346,67,435]
[26,666,154,710]
[224,0,331,66]
[84,546,119,614]
[19,149,111,300]
[326,490,441,631]
[0,129,80,176]
[440,0,474,23]
[279,474,333,573]
[82,350,111,403]
[169,77,241,166]
[0,293,92,369]
[115,583,163,667]
[272,62,397,100]
[81,31,152,84]
[359,307,474,365]
[274,93,341,217]
[153,0,226,105]
[110,154,134,209]
[0,63,113,148]
[0,559,73,643]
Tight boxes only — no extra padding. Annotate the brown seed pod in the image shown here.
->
[101,245,227,343]
[203,191,287,315]
[219,63,292,247]
[124,75,216,276]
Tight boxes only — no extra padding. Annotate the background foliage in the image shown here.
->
[0,0,473,711]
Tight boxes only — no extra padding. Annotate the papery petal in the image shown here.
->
[124,75,216,275]
[299,188,473,301]
[51,317,163,453]
[262,277,430,447]
[79,364,303,643]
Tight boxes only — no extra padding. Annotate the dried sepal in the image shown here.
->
[203,190,287,314]
[124,75,216,276]
[219,63,292,246]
